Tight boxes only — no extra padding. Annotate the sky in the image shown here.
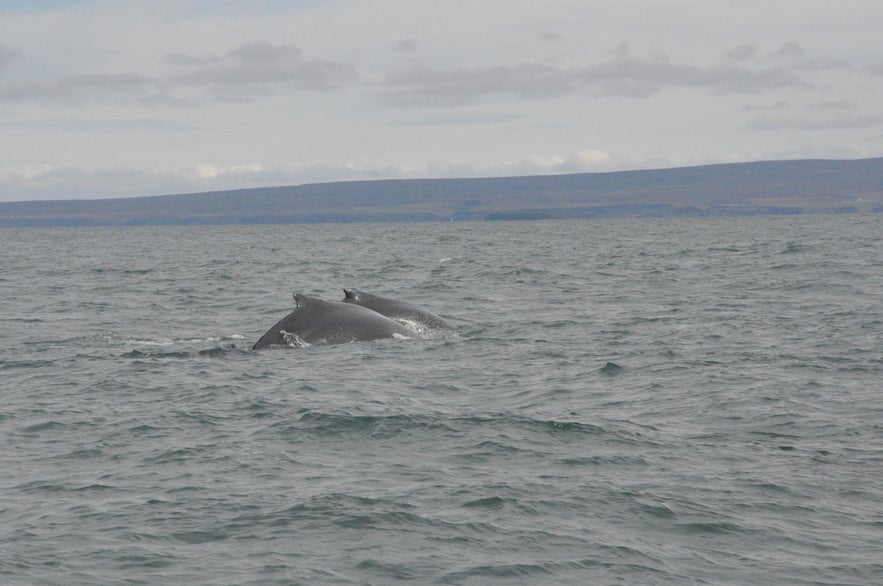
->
[2,0,883,202]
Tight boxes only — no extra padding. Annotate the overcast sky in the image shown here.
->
[2,0,883,201]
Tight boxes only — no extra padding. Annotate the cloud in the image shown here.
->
[743,100,881,130]
[0,44,166,103]
[195,162,263,180]
[0,161,278,200]
[724,42,851,72]
[380,51,810,106]
[0,44,22,72]
[778,44,852,72]
[392,40,418,53]
[522,150,612,173]
[583,56,808,96]
[0,40,355,105]
[724,44,759,62]
[381,62,580,106]
[0,72,162,102]
[0,164,186,200]
[540,31,564,44]
[169,40,357,99]
[746,112,881,131]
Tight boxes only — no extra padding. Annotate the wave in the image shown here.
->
[255,410,657,450]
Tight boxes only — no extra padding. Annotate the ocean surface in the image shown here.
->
[2,215,882,585]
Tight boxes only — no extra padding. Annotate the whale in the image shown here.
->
[253,292,417,349]
[341,289,452,331]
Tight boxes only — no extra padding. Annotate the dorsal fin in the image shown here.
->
[292,292,318,308]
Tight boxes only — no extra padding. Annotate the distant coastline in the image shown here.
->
[2,157,882,227]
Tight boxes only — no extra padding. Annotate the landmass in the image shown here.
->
[1,157,882,227]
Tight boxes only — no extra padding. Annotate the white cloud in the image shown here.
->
[195,162,263,180]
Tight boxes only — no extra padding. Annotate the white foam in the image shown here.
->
[281,330,310,348]
[127,338,175,347]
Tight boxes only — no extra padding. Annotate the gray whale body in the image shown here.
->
[253,293,416,349]
[342,289,452,331]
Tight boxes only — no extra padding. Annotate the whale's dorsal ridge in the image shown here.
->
[254,291,415,349]
[292,292,317,308]
[340,288,452,330]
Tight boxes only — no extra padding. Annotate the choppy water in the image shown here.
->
[2,215,882,585]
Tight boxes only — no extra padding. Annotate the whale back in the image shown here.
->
[342,289,452,331]
[253,292,415,349]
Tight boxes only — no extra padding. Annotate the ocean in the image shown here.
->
[1,215,881,585]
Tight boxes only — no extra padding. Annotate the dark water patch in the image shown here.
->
[145,447,202,464]
[542,319,578,329]
[17,420,88,435]
[59,448,104,459]
[172,407,233,426]
[164,485,202,494]
[72,483,114,492]
[121,349,193,359]
[675,520,744,535]
[635,502,677,519]
[462,496,506,509]
[419,382,474,395]
[171,530,228,544]
[129,424,162,433]
[464,414,662,448]
[781,242,812,254]
[706,245,753,253]
[197,346,237,357]
[14,480,69,492]
[113,553,178,570]
[738,480,800,497]
[509,416,610,438]
[277,411,459,438]
[236,398,286,419]
[441,561,558,582]
[333,509,431,530]
[747,430,802,443]
[298,382,322,393]
[556,454,649,466]
[272,494,430,531]
[92,267,155,275]
[1,359,56,369]
[356,558,420,580]
[466,439,539,457]
[599,361,624,374]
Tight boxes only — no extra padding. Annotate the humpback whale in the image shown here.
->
[341,289,452,331]
[253,293,416,349]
